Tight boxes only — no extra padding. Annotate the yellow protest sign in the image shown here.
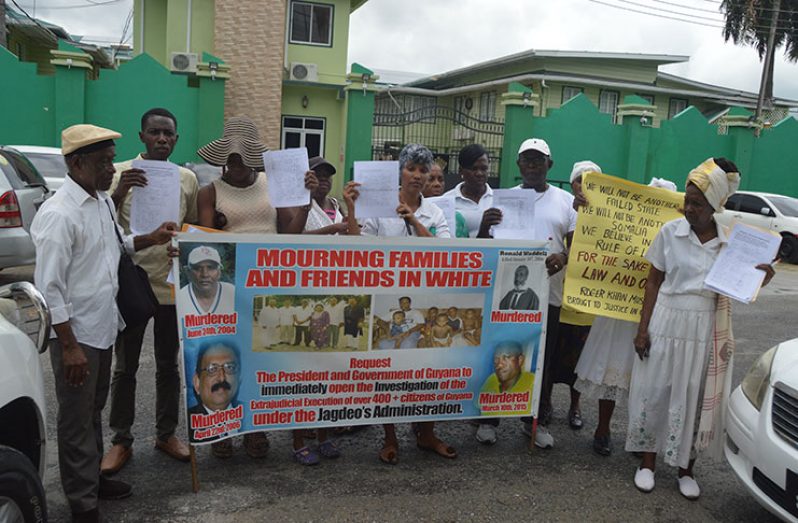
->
[563,172,683,322]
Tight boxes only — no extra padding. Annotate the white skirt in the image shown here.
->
[625,293,715,468]
[573,316,637,401]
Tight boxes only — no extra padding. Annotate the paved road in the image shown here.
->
[5,264,797,521]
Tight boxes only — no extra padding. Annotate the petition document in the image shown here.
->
[263,148,310,208]
[426,195,456,234]
[704,223,780,303]
[490,189,536,240]
[130,159,181,235]
[353,161,399,218]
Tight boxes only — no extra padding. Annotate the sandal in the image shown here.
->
[416,437,457,459]
[318,440,341,459]
[568,409,583,430]
[379,443,398,465]
[293,446,320,466]
[211,439,233,459]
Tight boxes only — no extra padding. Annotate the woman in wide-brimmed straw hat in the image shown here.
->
[196,116,318,234]
[194,116,317,461]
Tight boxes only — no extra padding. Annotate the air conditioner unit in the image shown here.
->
[290,62,318,82]
[170,52,198,73]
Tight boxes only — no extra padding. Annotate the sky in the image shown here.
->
[12,0,798,101]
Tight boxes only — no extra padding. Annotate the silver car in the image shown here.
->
[0,148,50,270]
[8,145,67,192]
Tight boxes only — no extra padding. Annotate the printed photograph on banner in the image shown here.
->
[177,242,239,337]
[372,294,484,350]
[184,337,245,443]
[251,295,371,352]
[491,249,548,314]
[476,336,537,417]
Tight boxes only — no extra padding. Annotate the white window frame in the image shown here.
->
[562,85,583,104]
[599,90,620,119]
[281,116,325,157]
[479,91,497,121]
[668,98,688,119]
[289,1,334,47]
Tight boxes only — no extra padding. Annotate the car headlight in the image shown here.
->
[741,346,777,411]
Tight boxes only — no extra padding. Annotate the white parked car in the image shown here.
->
[716,191,798,264]
[8,146,67,192]
[0,282,50,522]
[726,338,798,522]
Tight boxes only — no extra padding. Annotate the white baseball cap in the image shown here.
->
[570,161,602,183]
[188,245,222,266]
[518,138,551,157]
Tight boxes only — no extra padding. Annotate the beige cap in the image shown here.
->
[188,245,222,267]
[61,124,121,155]
[518,138,551,157]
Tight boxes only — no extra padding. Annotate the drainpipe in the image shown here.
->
[137,0,144,55]
[186,0,192,52]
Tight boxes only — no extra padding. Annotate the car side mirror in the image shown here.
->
[761,207,772,217]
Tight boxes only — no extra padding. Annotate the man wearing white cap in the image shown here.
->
[31,124,177,522]
[178,245,236,317]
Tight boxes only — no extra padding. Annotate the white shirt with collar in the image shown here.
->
[511,184,577,307]
[360,195,451,238]
[31,174,135,349]
[443,182,494,238]
[645,217,728,298]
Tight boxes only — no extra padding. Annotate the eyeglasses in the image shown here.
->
[201,362,238,376]
[518,155,547,167]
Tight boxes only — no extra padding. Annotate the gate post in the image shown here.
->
[344,63,379,183]
[722,107,760,191]
[499,82,538,187]
[50,42,92,144]
[617,95,656,184]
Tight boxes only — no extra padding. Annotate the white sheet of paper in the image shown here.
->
[353,161,399,218]
[166,226,204,286]
[491,189,536,240]
[263,148,310,208]
[130,160,181,235]
[427,196,456,234]
[704,223,780,303]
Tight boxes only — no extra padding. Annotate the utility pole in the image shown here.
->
[755,0,781,123]
[0,0,7,49]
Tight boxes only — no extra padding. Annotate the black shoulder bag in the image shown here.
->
[105,200,158,328]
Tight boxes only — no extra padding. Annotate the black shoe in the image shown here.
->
[593,435,612,456]
[98,475,132,500]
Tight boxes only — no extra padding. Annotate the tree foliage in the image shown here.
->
[721,0,798,62]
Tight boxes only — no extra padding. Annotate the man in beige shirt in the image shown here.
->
[102,108,199,473]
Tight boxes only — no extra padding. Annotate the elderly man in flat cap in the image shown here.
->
[31,124,177,523]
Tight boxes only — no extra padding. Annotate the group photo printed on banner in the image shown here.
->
[174,235,550,445]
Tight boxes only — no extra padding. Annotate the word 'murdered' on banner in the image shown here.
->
[563,172,683,322]
[174,234,550,445]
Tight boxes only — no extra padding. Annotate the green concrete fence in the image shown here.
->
[0,42,226,164]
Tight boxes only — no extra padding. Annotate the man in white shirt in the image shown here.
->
[103,108,199,475]
[177,245,236,317]
[292,299,314,347]
[379,296,426,349]
[31,124,176,523]
[257,298,281,349]
[474,138,575,450]
[326,296,346,349]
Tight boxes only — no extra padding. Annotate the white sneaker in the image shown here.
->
[475,424,497,445]
[533,425,554,449]
[677,475,701,500]
[634,468,655,493]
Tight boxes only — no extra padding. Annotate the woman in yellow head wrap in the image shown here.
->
[626,158,775,499]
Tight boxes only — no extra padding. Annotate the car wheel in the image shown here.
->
[778,235,798,264]
[0,446,47,523]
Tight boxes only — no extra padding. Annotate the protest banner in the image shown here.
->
[563,172,683,322]
[175,234,550,445]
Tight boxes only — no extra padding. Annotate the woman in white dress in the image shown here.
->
[573,173,678,457]
[626,158,775,499]
[352,143,456,465]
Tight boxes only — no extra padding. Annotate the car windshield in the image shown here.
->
[768,196,798,218]
[25,153,67,179]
